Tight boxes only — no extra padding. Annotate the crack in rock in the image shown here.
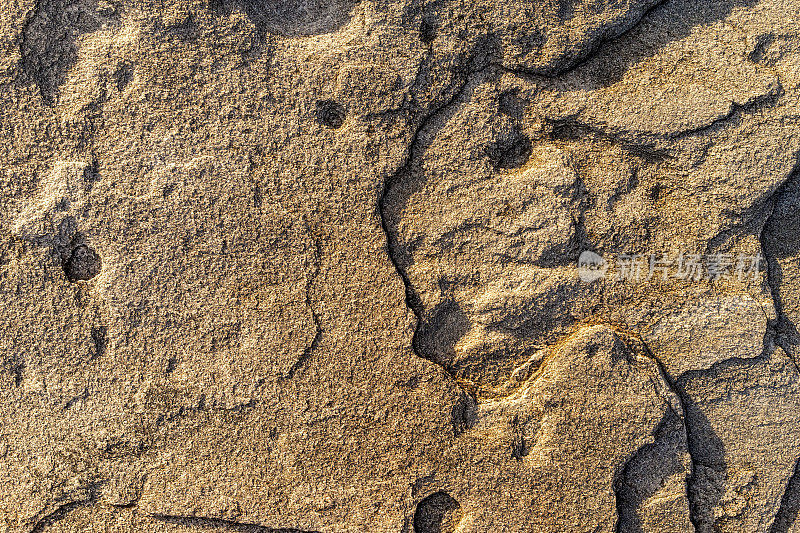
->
[378,52,497,391]
[282,237,323,381]
[150,514,320,533]
[769,456,800,532]
[28,482,102,533]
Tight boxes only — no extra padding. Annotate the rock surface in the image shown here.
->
[2,0,800,531]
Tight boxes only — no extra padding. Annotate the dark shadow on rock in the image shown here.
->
[151,514,319,533]
[761,169,800,346]
[213,0,358,36]
[615,410,690,532]
[486,282,577,346]
[413,299,471,369]
[451,391,477,436]
[413,491,461,533]
[770,456,800,533]
[19,0,118,106]
[315,99,346,129]
[674,377,727,532]
[486,125,531,169]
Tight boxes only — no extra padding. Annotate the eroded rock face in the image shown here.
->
[455,325,686,532]
[3,0,800,531]
[680,349,800,532]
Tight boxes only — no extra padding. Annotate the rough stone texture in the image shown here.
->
[680,349,800,532]
[2,0,800,531]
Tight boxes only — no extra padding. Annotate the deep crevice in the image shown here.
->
[377,47,499,402]
[636,338,715,533]
[759,159,800,362]
[670,86,784,140]
[614,410,690,533]
[29,482,102,533]
[769,456,800,532]
[760,164,800,533]
[150,514,318,533]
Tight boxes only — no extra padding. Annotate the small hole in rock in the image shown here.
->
[90,326,107,359]
[451,392,477,436]
[113,61,134,91]
[649,182,666,201]
[487,129,532,170]
[414,491,461,533]
[316,100,346,129]
[63,245,102,282]
[498,89,524,119]
[420,16,437,43]
[83,158,101,191]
